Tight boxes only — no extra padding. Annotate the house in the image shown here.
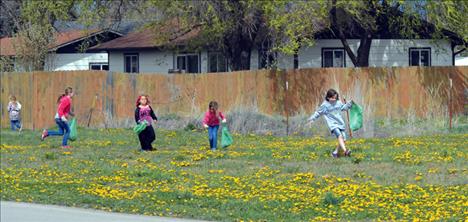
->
[455,56,468,66]
[89,21,466,74]
[89,23,208,74]
[0,29,122,72]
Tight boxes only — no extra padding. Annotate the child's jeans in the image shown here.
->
[47,118,70,146]
[10,120,21,131]
[208,125,219,150]
[331,128,347,141]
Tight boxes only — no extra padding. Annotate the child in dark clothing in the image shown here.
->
[135,95,158,151]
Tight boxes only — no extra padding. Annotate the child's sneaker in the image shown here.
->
[344,150,352,157]
[41,129,48,141]
[62,145,71,149]
[331,152,339,158]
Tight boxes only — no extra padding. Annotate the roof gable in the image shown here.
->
[0,29,123,56]
[90,19,202,51]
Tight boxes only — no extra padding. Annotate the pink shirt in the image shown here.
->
[203,111,225,126]
[139,106,153,126]
[57,96,71,118]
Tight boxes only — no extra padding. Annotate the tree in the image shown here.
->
[4,0,141,71]
[142,0,266,71]
[420,0,468,57]
[0,0,22,37]
[262,1,328,55]
[263,0,467,67]
[55,0,267,71]
[10,0,466,70]
[10,0,67,71]
[1,0,76,71]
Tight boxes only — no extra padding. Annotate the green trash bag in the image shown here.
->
[349,103,363,131]
[133,120,148,135]
[69,118,77,141]
[221,125,233,148]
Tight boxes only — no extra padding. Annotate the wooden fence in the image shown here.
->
[1,66,466,130]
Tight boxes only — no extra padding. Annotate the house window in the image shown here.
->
[176,53,200,73]
[322,48,345,67]
[409,48,431,66]
[124,53,139,73]
[208,52,228,72]
[89,63,109,71]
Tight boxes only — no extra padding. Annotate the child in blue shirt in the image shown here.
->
[307,89,353,158]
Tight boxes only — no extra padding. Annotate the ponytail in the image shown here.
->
[57,87,73,104]
[57,94,65,104]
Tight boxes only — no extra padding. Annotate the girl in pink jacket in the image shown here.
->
[41,87,74,148]
[202,101,226,150]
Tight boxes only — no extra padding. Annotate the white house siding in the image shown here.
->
[245,48,291,71]
[46,53,108,71]
[277,53,294,70]
[250,49,259,70]
[200,51,208,73]
[455,56,468,66]
[295,39,452,69]
[139,51,173,73]
[110,51,209,74]
[109,51,124,72]
[109,51,172,73]
[107,39,452,73]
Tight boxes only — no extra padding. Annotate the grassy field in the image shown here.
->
[1,127,467,221]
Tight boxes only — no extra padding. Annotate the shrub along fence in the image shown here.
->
[1,66,466,135]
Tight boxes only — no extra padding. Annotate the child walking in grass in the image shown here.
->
[7,95,22,132]
[41,87,74,148]
[135,95,158,151]
[307,89,353,158]
[202,101,226,151]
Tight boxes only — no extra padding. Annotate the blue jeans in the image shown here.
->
[10,120,21,131]
[208,125,219,150]
[331,128,347,141]
[47,118,70,146]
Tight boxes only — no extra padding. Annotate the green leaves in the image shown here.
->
[12,0,466,70]
[21,0,75,25]
[262,1,328,55]
[263,0,466,63]
[399,0,467,43]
